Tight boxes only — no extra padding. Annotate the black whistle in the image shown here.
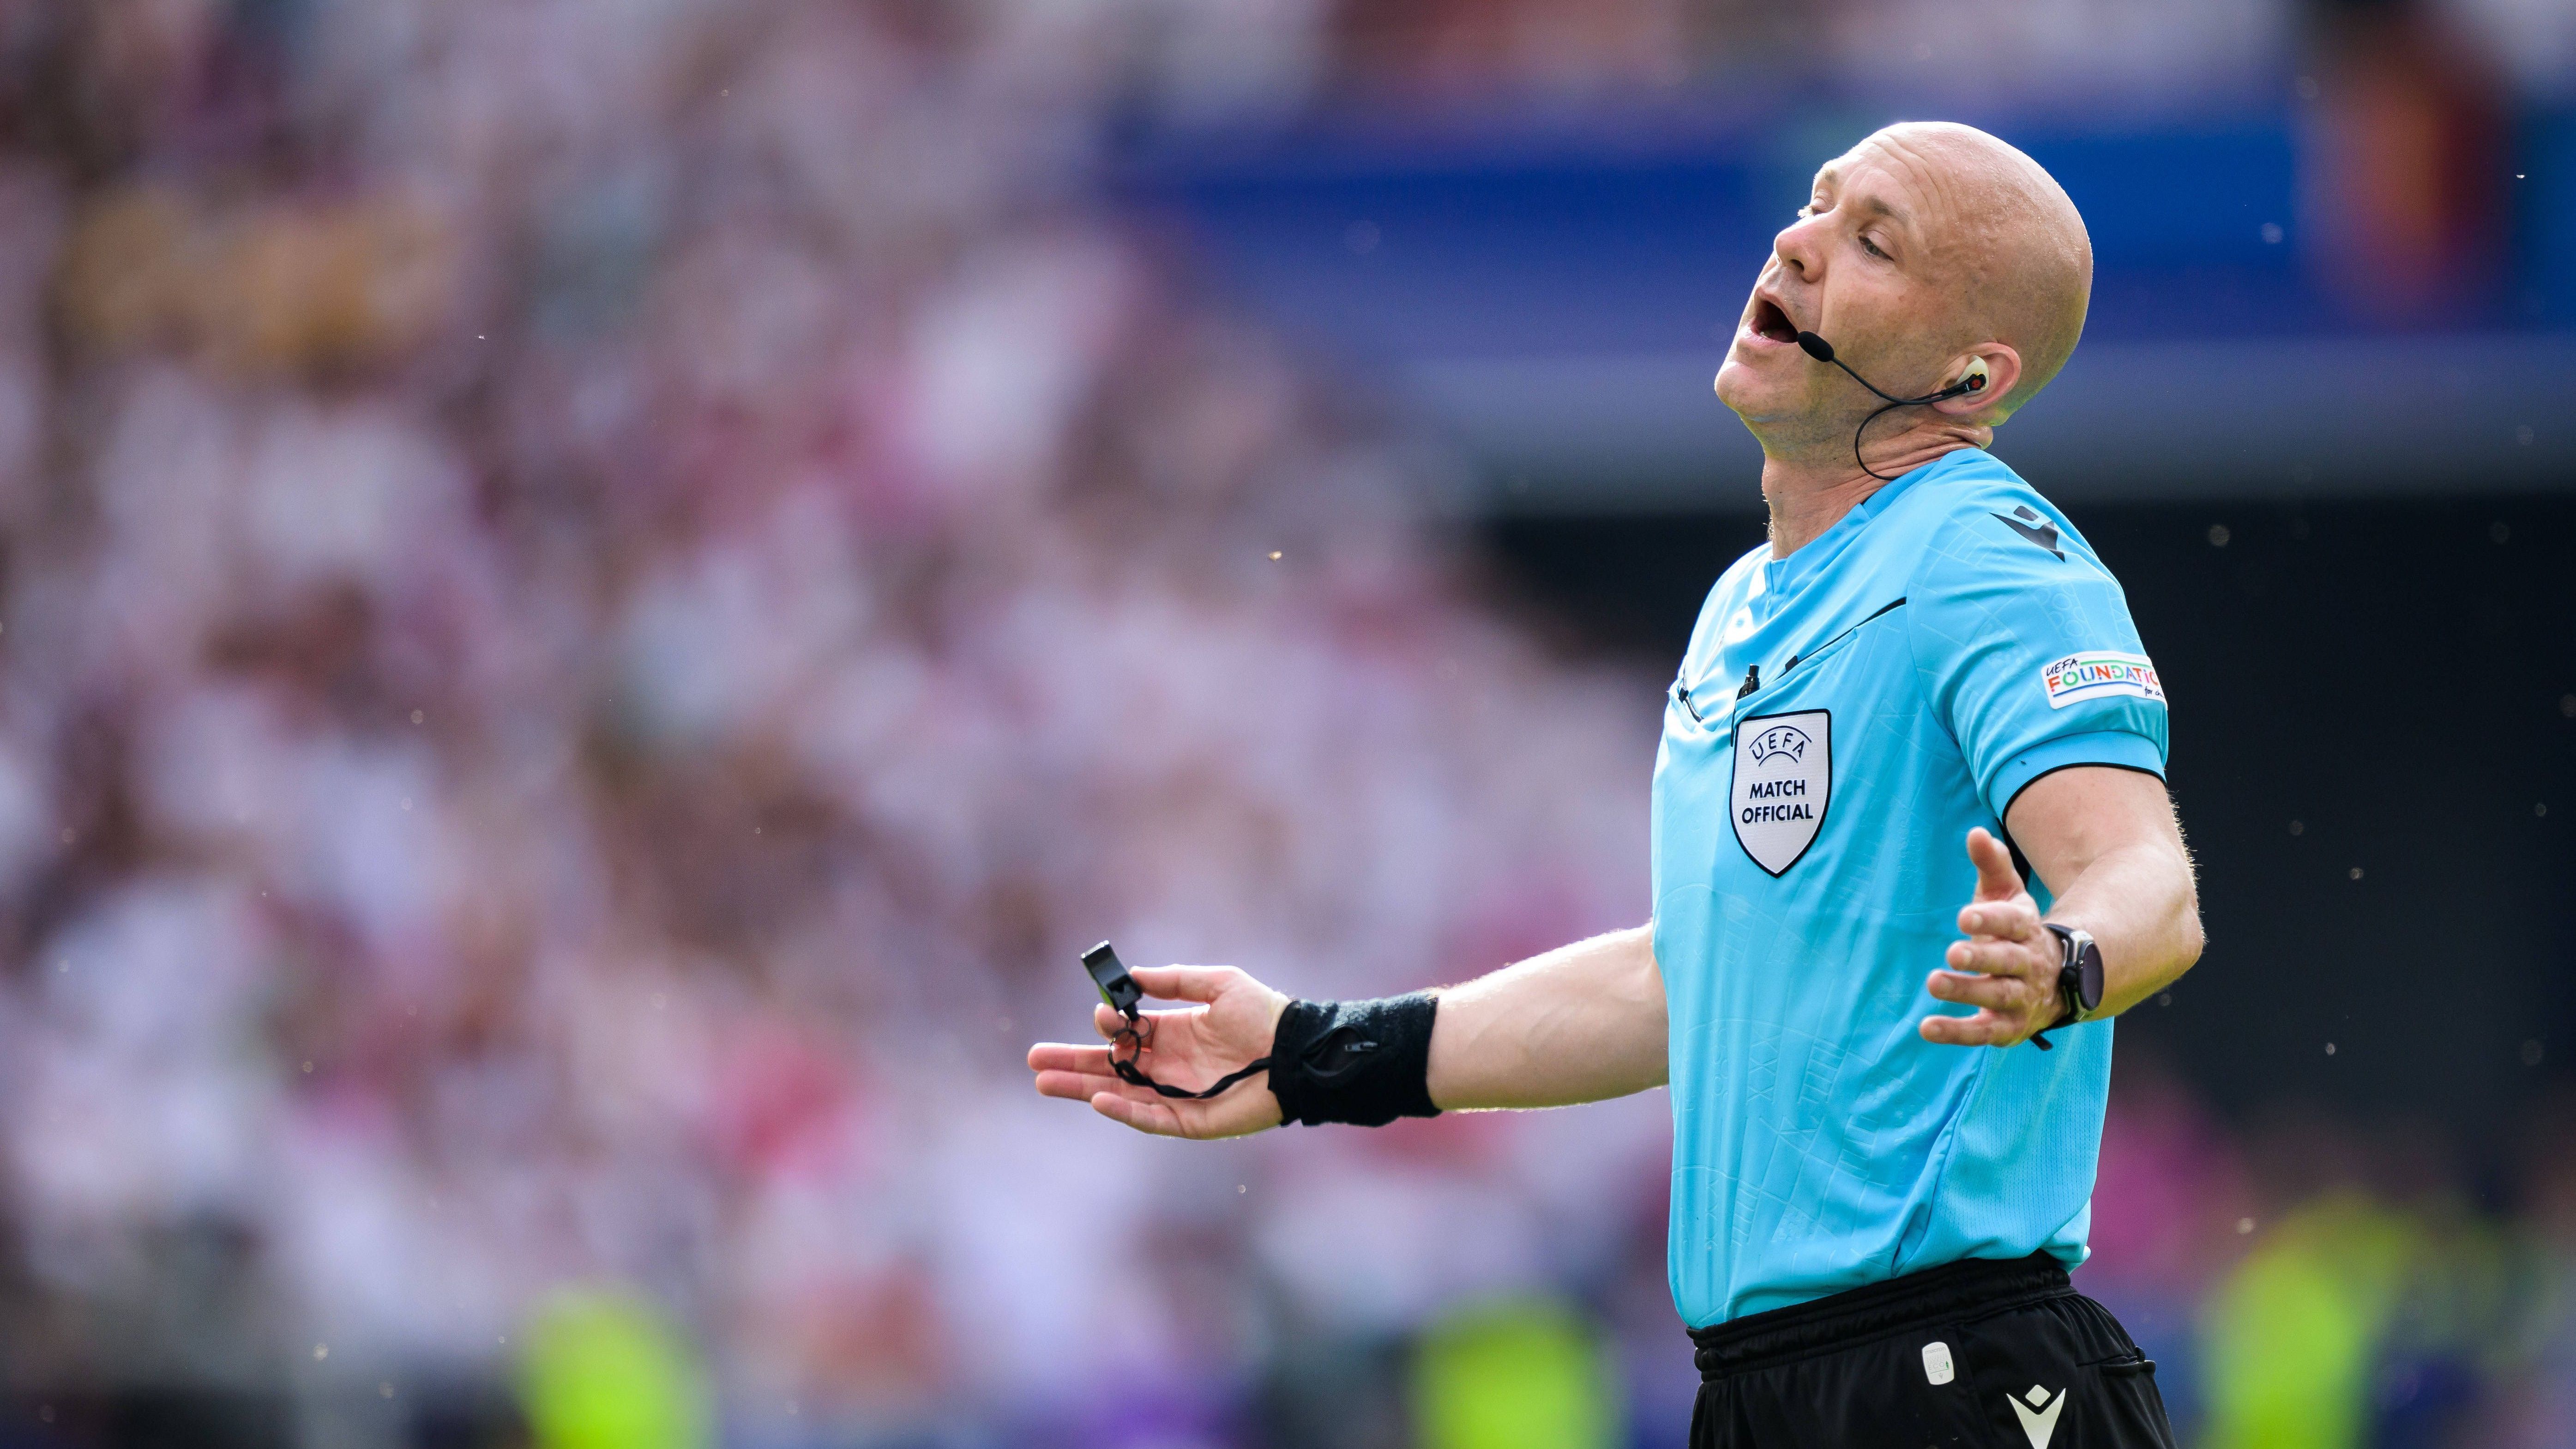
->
[1082,942,1144,1020]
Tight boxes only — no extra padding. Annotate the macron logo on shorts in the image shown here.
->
[2040,651,2163,709]
[2009,1383,2065,1447]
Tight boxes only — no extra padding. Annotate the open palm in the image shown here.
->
[1027,965,1289,1138]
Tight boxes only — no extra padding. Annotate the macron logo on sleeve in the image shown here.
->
[2040,652,2164,709]
[1991,506,2064,560]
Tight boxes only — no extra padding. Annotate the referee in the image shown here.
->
[1031,121,2201,1448]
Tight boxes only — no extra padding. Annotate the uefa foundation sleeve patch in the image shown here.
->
[2039,651,2164,709]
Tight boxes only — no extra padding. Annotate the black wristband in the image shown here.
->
[1267,993,1442,1127]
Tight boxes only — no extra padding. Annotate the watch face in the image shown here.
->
[2076,940,2105,1012]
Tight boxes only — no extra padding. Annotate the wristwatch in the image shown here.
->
[2043,923,2104,1030]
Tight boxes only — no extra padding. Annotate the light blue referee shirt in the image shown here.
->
[1651,446,2169,1328]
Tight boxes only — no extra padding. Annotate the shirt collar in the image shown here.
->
[1763,448,1981,598]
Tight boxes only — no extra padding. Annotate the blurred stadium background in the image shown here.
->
[0,0,2565,1446]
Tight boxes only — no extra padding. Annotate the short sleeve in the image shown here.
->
[1906,508,2169,824]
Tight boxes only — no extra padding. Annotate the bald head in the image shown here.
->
[1713,121,2096,524]
[1716,120,2095,480]
[1855,122,2092,414]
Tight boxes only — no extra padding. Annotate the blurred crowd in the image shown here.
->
[0,2,2562,1449]
[2081,1066,2576,1449]
[0,3,1660,1445]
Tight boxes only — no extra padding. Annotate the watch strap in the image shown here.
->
[2023,923,2078,1051]
[2043,922,2102,1027]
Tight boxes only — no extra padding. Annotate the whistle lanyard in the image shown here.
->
[1109,1007,1274,1101]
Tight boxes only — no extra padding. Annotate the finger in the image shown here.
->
[1926,969,2035,1012]
[1956,897,2040,944]
[1095,1003,1202,1049]
[1942,938,2044,975]
[1089,1089,1187,1137]
[1919,1010,2013,1047]
[1125,965,1237,1005]
[1034,1068,1123,1103]
[1966,828,2022,902]
[1029,1042,1114,1075]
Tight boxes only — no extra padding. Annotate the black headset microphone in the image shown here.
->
[1791,330,1986,483]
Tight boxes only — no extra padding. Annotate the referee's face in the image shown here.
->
[1715,131,1969,445]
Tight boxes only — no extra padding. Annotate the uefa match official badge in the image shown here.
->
[1731,709,1830,875]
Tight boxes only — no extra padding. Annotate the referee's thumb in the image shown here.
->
[1125,964,1234,1005]
[1966,828,2021,901]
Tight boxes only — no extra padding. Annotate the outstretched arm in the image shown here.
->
[1027,925,1668,1138]
[1922,765,2203,1046]
[1427,925,1666,1109]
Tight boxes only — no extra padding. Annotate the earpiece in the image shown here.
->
[1959,360,1989,393]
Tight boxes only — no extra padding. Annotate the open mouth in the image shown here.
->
[1747,296,1798,344]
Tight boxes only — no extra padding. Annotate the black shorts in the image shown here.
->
[1686,1253,2177,1448]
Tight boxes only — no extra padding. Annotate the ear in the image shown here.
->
[1934,344,2022,418]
